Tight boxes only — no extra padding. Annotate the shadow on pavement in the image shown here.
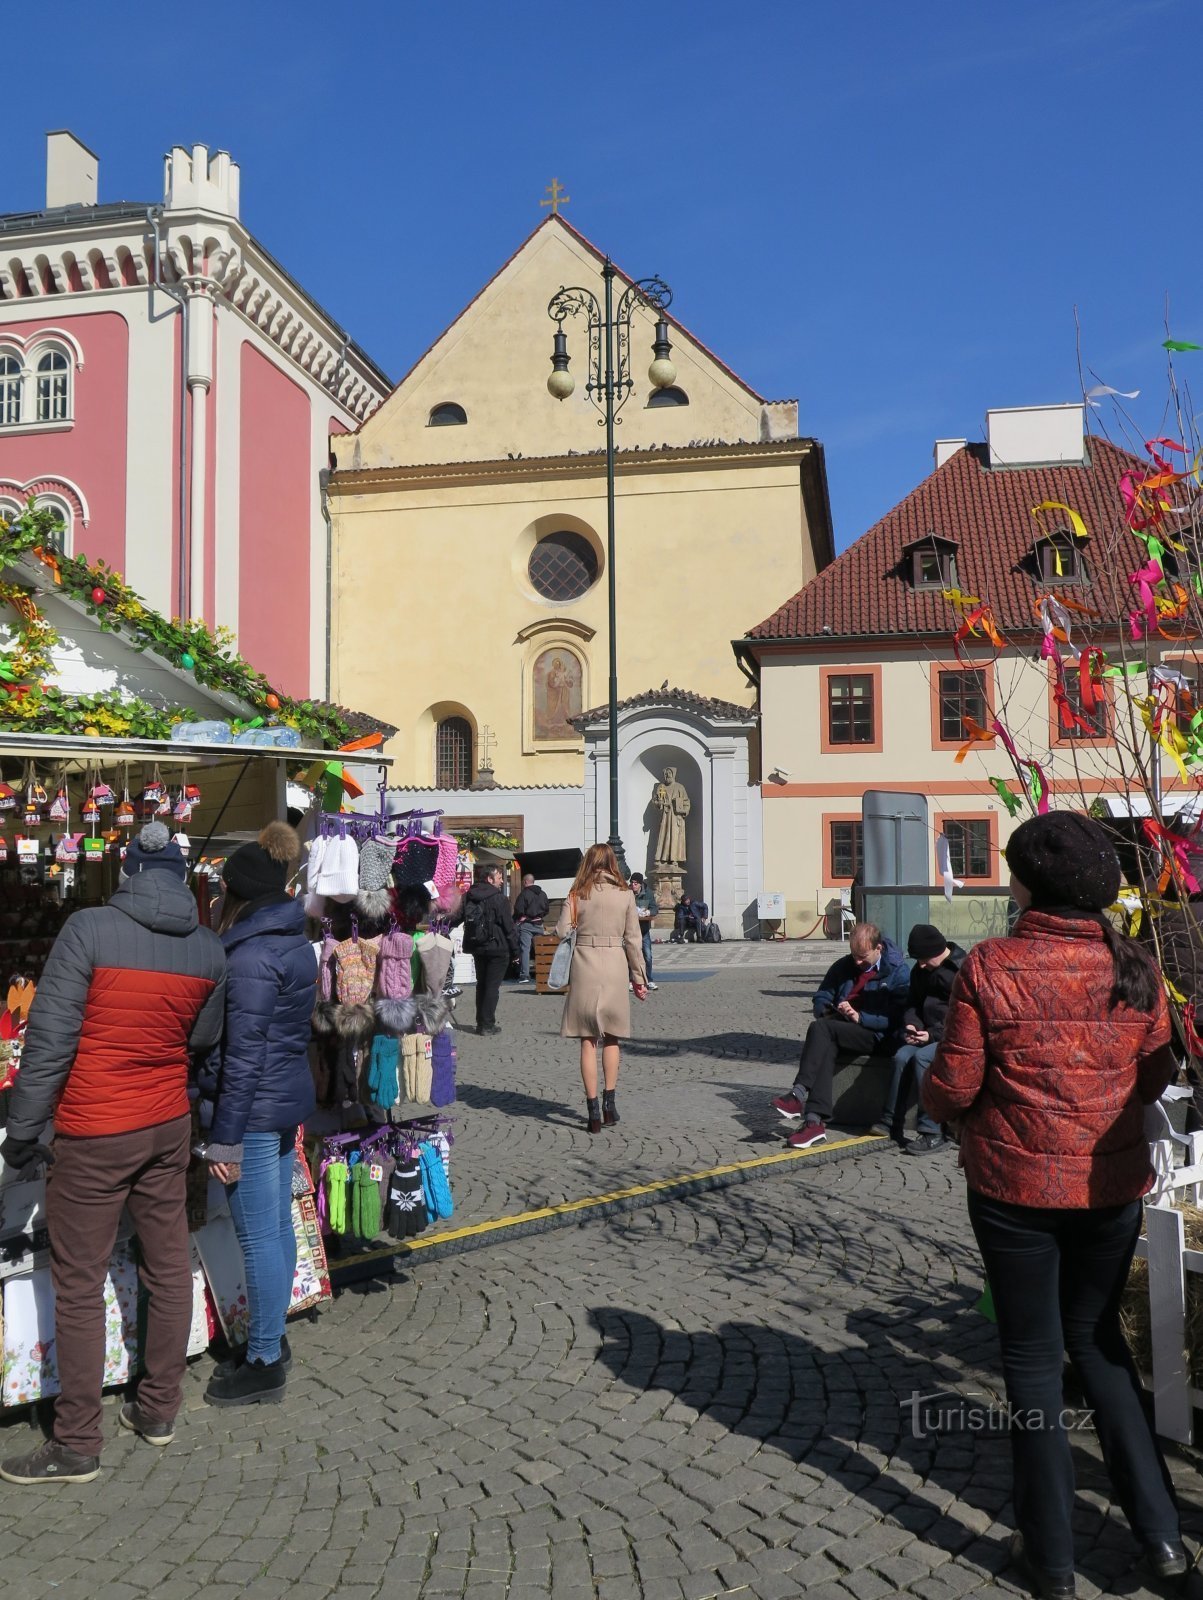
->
[456,1081,581,1126]
[623,1031,800,1064]
[589,1296,1199,1597]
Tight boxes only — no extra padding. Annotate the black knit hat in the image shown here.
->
[122,820,187,882]
[907,924,947,960]
[1005,811,1121,912]
[223,821,300,902]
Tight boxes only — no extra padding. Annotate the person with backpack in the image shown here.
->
[462,864,519,1035]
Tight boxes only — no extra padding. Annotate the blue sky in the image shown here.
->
[5,0,1200,553]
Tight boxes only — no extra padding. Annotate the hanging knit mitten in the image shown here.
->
[324,1160,349,1234]
[386,1161,429,1239]
[351,1160,383,1240]
[418,1142,454,1220]
[414,1034,433,1104]
[402,1034,419,1102]
[367,1034,400,1108]
[430,1030,456,1107]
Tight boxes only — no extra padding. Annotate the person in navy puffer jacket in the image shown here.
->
[195,822,317,1408]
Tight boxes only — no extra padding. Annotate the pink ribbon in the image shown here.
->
[1128,558,1163,637]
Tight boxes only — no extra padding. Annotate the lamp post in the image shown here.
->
[546,261,676,874]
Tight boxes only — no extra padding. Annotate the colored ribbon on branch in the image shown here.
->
[1129,558,1164,638]
[989,777,1023,817]
[955,716,994,765]
[935,833,964,904]
[1142,817,1202,896]
[953,603,1005,663]
[990,718,1049,815]
[1078,647,1107,715]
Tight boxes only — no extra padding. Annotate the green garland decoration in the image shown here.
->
[0,502,356,748]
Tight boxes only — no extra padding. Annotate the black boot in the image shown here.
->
[1009,1532,1075,1599]
[585,1097,602,1134]
[212,1334,292,1381]
[1145,1539,1189,1580]
[204,1356,286,1408]
[603,1090,619,1127]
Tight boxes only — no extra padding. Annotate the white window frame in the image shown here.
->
[34,347,71,423]
[32,494,72,555]
[0,350,22,426]
[0,333,80,432]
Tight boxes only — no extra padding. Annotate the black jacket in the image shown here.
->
[463,883,519,959]
[193,893,318,1161]
[513,886,549,925]
[903,943,967,1041]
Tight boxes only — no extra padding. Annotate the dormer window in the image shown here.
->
[905,535,958,590]
[1039,532,1081,584]
[428,402,467,427]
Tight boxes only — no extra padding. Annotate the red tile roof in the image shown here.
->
[744,437,1145,643]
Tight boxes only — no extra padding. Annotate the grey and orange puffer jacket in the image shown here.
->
[6,872,227,1141]
[923,909,1175,1209]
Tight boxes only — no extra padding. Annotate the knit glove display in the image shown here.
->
[351,1161,382,1240]
[418,1143,454,1220]
[324,1160,348,1234]
[385,1161,428,1240]
[367,1035,400,1107]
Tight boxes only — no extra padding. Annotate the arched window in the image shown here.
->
[0,498,21,530]
[646,385,689,409]
[528,530,600,602]
[0,354,22,427]
[428,402,467,427]
[34,495,70,554]
[436,716,473,788]
[35,349,70,422]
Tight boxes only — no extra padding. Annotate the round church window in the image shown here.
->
[528,531,599,602]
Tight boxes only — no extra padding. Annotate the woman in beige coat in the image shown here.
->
[556,844,648,1133]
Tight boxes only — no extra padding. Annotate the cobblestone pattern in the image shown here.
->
[2,963,1201,1599]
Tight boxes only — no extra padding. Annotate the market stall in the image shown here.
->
[0,503,399,1402]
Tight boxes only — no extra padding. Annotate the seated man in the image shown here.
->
[671,894,699,943]
[692,900,711,942]
[878,923,964,1154]
[772,921,909,1148]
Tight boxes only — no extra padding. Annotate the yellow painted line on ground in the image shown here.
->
[334,1134,886,1273]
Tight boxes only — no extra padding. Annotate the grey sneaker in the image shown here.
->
[0,1437,100,1484]
[119,1400,175,1446]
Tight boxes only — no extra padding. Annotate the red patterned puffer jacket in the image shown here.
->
[923,909,1175,1209]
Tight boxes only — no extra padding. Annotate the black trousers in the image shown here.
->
[474,952,509,1030]
[792,1016,878,1121]
[968,1190,1179,1574]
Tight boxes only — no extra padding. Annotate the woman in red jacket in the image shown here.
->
[924,812,1183,1598]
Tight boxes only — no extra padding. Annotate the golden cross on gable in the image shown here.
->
[540,178,570,216]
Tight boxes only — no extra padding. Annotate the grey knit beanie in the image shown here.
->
[121,820,187,882]
[359,836,397,894]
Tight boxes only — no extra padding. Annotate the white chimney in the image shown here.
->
[986,403,1085,468]
[46,131,98,209]
[934,439,967,470]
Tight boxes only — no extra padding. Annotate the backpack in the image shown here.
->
[703,921,722,944]
[462,893,493,954]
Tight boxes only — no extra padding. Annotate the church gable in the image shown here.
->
[336,217,791,472]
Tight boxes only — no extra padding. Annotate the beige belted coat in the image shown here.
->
[555,884,647,1039]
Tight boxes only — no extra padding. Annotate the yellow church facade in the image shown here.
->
[328,216,834,790]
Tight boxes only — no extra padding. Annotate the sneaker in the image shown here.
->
[870,1119,893,1136]
[787,1122,827,1149]
[772,1093,805,1120]
[118,1400,175,1446]
[0,1437,100,1484]
[212,1334,292,1381]
[907,1133,946,1155]
[647,982,659,991]
[203,1356,286,1408]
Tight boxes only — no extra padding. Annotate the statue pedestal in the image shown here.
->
[650,867,684,931]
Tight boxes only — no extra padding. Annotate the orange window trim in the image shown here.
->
[1048,659,1113,750]
[935,811,1000,885]
[819,664,883,755]
[822,810,863,887]
[929,659,996,753]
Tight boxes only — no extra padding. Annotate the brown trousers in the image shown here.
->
[47,1113,193,1455]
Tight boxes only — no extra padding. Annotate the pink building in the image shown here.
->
[0,132,391,697]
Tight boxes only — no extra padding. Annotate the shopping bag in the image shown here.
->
[547,930,575,991]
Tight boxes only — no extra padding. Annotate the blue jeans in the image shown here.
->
[518,921,542,981]
[227,1128,297,1363]
[641,927,653,981]
[884,1041,940,1136]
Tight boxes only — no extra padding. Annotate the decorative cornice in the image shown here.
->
[514,617,597,644]
[329,436,815,495]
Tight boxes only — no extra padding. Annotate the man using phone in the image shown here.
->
[629,873,660,990]
[878,923,965,1153]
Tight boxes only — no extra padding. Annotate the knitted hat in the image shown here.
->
[223,821,301,901]
[359,836,396,894]
[121,820,187,881]
[907,924,948,961]
[1005,811,1121,912]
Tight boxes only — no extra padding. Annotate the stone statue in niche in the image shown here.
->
[532,649,581,741]
[653,766,690,868]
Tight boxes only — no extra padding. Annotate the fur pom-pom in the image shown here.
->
[375,997,417,1036]
[311,1001,339,1037]
[356,886,393,923]
[259,820,302,866]
[434,885,462,919]
[332,1002,376,1041]
[394,884,433,930]
[413,996,452,1034]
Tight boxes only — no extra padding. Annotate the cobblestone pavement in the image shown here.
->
[2,957,1202,1600]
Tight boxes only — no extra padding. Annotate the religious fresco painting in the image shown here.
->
[532,649,582,741]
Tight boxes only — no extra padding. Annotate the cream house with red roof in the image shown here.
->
[328,214,833,794]
[736,404,1179,936]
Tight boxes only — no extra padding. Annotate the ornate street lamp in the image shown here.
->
[546,262,675,874]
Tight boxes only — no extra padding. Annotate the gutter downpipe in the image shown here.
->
[149,204,190,621]
[319,468,333,702]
